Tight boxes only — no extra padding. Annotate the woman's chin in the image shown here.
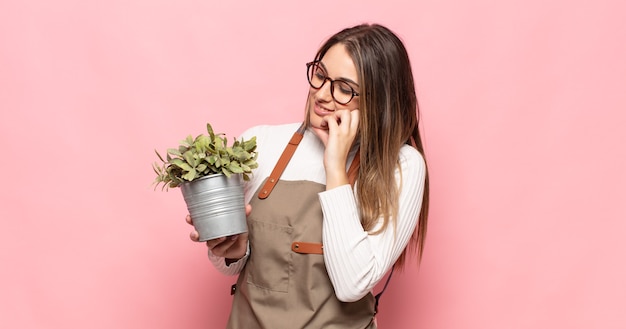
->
[309,118,329,130]
[309,126,329,145]
[310,125,327,137]
[311,123,328,131]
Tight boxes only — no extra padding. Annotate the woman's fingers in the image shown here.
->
[187,214,201,242]
[208,235,240,257]
[324,109,360,151]
[205,236,227,249]
[326,109,359,136]
[349,109,360,134]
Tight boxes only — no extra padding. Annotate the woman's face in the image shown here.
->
[307,43,360,131]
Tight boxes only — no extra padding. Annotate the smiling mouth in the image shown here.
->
[314,102,333,116]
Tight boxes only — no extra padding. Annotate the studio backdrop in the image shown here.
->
[1,0,625,328]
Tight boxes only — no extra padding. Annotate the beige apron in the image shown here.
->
[226,125,377,329]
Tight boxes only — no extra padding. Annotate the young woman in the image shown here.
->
[186,23,429,329]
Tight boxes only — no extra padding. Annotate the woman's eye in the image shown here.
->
[314,71,326,80]
[337,83,353,95]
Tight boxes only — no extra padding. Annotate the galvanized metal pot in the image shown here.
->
[180,173,247,241]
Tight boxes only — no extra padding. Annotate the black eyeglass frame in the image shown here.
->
[306,61,360,105]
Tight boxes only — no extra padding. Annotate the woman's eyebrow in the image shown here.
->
[339,77,359,87]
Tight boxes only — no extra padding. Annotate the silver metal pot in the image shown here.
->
[180,173,247,241]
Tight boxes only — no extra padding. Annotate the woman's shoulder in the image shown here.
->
[239,122,302,141]
[399,144,426,169]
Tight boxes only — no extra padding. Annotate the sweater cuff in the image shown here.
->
[207,242,250,275]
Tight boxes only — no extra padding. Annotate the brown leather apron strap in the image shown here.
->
[347,149,360,187]
[258,124,305,199]
[291,242,324,254]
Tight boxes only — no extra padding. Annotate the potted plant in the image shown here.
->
[153,123,258,241]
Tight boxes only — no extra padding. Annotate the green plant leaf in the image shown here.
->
[170,158,193,171]
[235,148,250,161]
[153,122,258,189]
[155,149,165,162]
[152,162,162,175]
[182,169,197,181]
[206,123,215,139]
[228,163,243,173]
[183,151,195,167]
[170,158,185,166]
[170,157,180,164]
[244,159,258,169]
[213,135,223,149]
[167,148,182,157]
[243,137,257,152]
[197,135,210,150]
[220,156,230,167]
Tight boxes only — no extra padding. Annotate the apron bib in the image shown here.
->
[226,125,376,329]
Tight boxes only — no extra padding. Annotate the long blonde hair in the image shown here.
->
[307,24,430,268]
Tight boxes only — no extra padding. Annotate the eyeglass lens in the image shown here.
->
[307,63,357,105]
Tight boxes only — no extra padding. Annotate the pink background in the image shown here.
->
[1,0,625,328]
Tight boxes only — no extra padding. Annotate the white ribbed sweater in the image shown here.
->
[208,122,426,302]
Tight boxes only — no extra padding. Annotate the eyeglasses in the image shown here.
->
[306,61,360,105]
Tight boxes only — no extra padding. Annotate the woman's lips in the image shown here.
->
[313,102,333,117]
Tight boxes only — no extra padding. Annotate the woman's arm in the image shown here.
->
[319,146,426,302]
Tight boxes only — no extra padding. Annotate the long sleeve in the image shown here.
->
[207,243,250,276]
[319,145,426,302]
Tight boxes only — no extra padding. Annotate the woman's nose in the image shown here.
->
[315,79,334,103]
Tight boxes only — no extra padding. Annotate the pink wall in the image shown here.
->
[1,0,625,328]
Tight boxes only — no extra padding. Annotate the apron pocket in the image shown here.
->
[246,219,293,293]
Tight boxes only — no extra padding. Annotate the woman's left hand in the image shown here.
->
[313,109,360,189]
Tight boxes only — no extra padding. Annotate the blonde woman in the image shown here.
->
[187,23,429,329]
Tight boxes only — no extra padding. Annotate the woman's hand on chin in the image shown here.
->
[314,109,360,189]
[311,120,330,146]
[312,110,359,147]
